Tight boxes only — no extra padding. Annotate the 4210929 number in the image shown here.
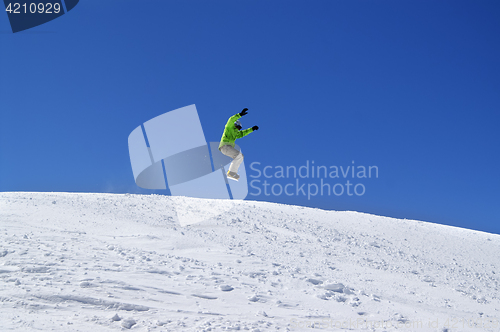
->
[5,2,62,14]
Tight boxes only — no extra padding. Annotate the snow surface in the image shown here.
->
[0,192,499,331]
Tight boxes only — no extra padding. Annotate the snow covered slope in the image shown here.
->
[0,192,499,331]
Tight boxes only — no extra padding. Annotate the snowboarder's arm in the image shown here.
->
[226,113,241,127]
[225,108,247,126]
[236,128,254,139]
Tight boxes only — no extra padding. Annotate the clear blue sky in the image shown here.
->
[1,1,499,234]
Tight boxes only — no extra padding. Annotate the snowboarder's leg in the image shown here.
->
[220,145,244,174]
[229,152,244,173]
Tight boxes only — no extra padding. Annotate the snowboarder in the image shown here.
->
[219,108,259,181]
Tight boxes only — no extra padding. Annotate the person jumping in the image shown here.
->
[219,108,259,181]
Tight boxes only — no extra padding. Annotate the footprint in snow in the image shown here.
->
[220,285,234,291]
[192,294,218,300]
[121,318,136,329]
[306,278,323,285]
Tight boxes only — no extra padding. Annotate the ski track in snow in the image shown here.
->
[0,192,499,331]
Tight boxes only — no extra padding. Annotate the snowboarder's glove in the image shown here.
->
[240,108,248,116]
[252,125,259,131]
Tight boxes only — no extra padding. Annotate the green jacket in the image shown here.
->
[219,113,254,150]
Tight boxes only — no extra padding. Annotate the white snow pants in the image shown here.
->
[220,145,244,174]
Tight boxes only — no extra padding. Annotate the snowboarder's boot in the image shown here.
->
[227,171,240,181]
